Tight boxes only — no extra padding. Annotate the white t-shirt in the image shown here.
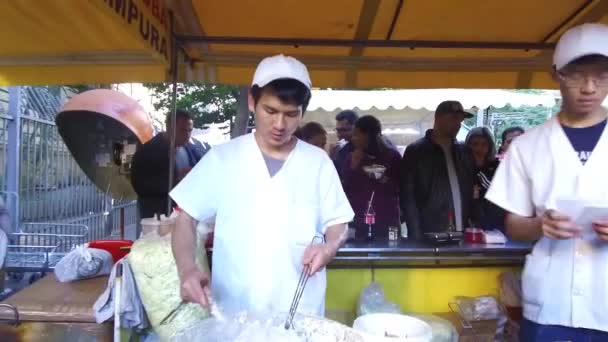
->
[170,133,354,316]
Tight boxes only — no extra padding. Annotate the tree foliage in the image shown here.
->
[463,102,561,145]
[64,85,96,94]
[143,83,240,129]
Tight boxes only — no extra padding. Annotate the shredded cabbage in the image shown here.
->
[128,230,210,340]
[171,312,366,342]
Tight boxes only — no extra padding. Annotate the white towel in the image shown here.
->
[0,229,7,267]
[93,259,149,331]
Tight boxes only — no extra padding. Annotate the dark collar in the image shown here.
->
[424,129,457,146]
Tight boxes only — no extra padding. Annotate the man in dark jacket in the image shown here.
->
[131,110,210,219]
[400,101,475,240]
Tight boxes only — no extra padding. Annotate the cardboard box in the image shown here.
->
[436,312,498,342]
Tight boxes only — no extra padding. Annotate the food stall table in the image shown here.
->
[324,239,530,325]
[0,274,112,341]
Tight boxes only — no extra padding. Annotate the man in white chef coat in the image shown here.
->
[487,23,608,341]
[170,54,354,317]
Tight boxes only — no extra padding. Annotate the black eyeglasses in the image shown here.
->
[557,71,608,88]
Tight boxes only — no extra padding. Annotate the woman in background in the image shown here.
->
[465,127,505,231]
[295,121,327,150]
[339,115,401,239]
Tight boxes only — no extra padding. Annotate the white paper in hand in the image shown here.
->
[556,199,608,239]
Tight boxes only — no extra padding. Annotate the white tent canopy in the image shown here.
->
[304,89,561,149]
[308,89,559,112]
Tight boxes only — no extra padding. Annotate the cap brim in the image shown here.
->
[462,111,474,118]
[252,76,311,90]
[555,52,608,71]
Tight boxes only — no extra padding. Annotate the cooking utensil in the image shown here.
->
[159,301,185,326]
[284,236,324,330]
[424,231,463,245]
[285,263,311,330]
[160,299,224,326]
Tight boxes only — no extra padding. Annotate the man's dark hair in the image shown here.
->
[501,126,524,142]
[294,121,326,142]
[250,78,312,114]
[565,54,608,69]
[354,115,387,157]
[335,110,359,124]
[166,109,193,126]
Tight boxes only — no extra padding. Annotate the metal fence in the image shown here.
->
[0,86,137,242]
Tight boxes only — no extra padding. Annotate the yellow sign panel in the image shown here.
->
[92,0,171,64]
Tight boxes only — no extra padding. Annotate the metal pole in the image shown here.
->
[119,207,125,240]
[7,87,21,231]
[167,35,179,216]
[175,34,556,51]
[476,107,484,128]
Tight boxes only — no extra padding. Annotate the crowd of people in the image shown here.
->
[295,103,524,240]
[132,100,525,241]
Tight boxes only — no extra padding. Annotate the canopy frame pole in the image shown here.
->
[175,35,555,51]
[167,32,180,216]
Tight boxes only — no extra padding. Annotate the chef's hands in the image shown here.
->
[592,219,608,242]
[302,243,338,276]
[542,210,581,240]
[178,266,212,308]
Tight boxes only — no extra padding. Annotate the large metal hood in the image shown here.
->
[56,89,154,200]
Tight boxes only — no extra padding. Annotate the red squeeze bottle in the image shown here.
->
[447,212,456,232]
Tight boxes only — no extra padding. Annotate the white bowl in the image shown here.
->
[353,313,432,342]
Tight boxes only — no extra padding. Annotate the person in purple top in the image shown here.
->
[338,115,401,239]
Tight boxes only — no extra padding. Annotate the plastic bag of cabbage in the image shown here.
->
[54,245,113,282]
[128,228,210,340]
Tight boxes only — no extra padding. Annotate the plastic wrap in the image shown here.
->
[499,272,522,308]
[356,282,402,316]
[455,296,501,321]
[455,295,507,339]
[54,246,113,282]
[128,229,210,340]
[499,272,523,341]
[170,312,366,342]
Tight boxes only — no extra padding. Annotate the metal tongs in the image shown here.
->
[160,297,224,326]
[285,236,324,330]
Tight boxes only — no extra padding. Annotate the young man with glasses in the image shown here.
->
[487,23,608,341]
[330,110,359,171]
